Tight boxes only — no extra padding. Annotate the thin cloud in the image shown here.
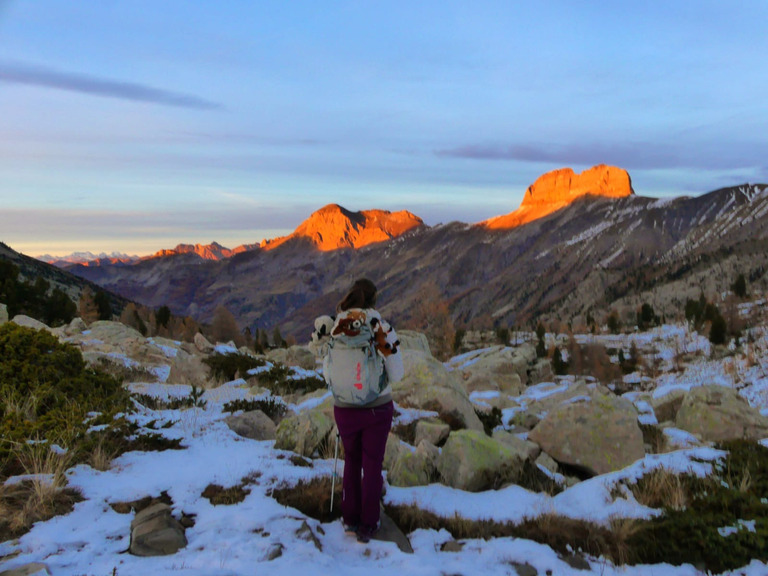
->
[0,60,222,110]
[436,141,767,172]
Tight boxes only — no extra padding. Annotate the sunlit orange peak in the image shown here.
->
[483,164,634,229]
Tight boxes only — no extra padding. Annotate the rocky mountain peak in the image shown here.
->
[151,242,233,261]
[484,164,634,229]
[261,204,425,251]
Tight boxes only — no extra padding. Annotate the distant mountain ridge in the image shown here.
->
[60,162,768,340]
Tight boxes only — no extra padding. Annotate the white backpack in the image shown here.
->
[323,313,387,405]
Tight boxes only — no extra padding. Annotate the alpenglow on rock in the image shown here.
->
[484,164,634,229]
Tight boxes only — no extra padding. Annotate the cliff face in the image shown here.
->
[261,204,425,251]
[151,242,234,261]
[483,164,634,229]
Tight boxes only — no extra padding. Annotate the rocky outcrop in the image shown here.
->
[266,346,316,370]
[151,242,234,261]
[130,503,187,556]
[11,315,52,332]
[449,345,532,393]
[261,204,424,251]
[483,164,633,229]
[528,389,645,476]
[675,385,768,442]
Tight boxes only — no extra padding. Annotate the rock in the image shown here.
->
[527,359,554,386]
[376,508,414,553]
[194,332,215,354]
[675,385,768,442]
[528,389,645,476]
[265,542,284,560]
[510,562,538,576]
[383,433,410,471]
[0,303,8,325]
[226,410,277,440]
[0,564,51,576]
[267,345,316,370]
[130,503,187,556]
[414,420,450,446]
[485,164,633,229]
[397,330,432,355]
[651,389,687,423]
[69,316,89,335]
[441,540,465,552]
[437,429,526,492]
[274,410,334,457]
[388,440,439,487]
[535,452,561,477]
[86,320,145,348]
[295,520,323,551]
[450,345,534,392]
[492,430,540,461]
[11,315,51,332]
[392,350,484,432]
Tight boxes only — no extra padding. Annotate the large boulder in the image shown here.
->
[194,332,215,354]
[450,346,528,394]
[130,503,187,556]
[388,440,439,487]
[414,420,450,447]
[397,330,432,355]
[392,350,484,432]
[675,385,768,442]
[11,315,51,332]
[275,409,334,457]
[437,429,527,491]
[225,410,277,440]
[528,389,645,476]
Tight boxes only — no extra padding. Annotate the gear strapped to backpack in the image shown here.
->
[323,310,387,406]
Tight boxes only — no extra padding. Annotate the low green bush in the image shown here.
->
[222,397,288,421]
[0,323,133,478]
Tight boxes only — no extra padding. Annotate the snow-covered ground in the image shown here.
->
[3,322,768,576]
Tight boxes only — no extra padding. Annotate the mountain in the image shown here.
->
[0,242,131,316]
[62,166,768,340]
[260,204,425,251]
[38,251,140,268]
[483,164,634,229]
[151,242,235,261]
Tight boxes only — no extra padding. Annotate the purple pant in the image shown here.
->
[334,401,394,530]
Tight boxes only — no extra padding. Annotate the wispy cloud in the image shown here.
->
[0,60,222,110]
[436,141,768,172]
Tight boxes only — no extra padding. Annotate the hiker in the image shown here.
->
[310,278,404,542]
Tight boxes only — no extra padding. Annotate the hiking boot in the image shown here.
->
[342,522,359,535]
[356,522,380,543]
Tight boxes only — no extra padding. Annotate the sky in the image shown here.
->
[1,1,767,256]
[3,324,768,575]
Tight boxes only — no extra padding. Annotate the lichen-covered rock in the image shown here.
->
[437,429,526,491]
[528,389,645,476]
[652,389,687,423]
[384,433,410,471]
[392,350,484,432]
[274,410,334,457]
[226,410,277,440]
[458,348,527,394]
[492,430,540,461]
[397,330,432,355]
[675,385,768,442]
[388,440,439,487]
[130,503,187,557]
[414,420,450,446]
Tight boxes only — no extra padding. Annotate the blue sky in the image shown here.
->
[1,1,767,256]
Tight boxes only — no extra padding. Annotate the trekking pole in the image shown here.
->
[330,428,340,513]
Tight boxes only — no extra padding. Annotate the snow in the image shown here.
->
[5,322,768,575]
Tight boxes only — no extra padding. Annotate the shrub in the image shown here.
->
[474,406,502,436]
[0,323,132,479]
[202,352,266,382]
[222,397,288,421]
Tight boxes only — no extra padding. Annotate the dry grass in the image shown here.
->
[270,476,342,523]
[0,388,38,421]
[628,467,688,511]
[87,437,119,472]
[0,442,82,541]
